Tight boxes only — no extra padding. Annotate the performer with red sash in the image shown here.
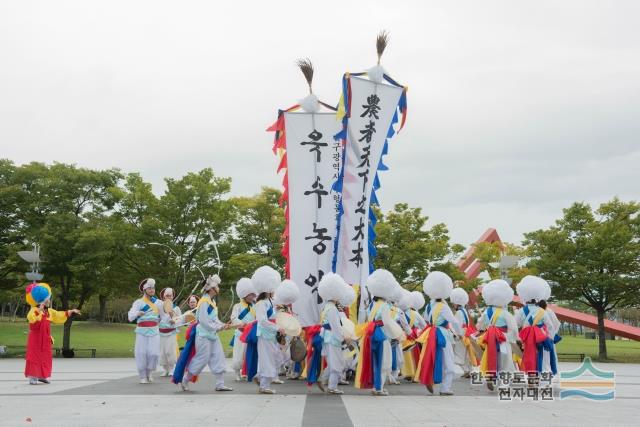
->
[230,278,256,381]
[179,275,233,392]
[355,269,401,396]
[414,271,463,396]
[476,279,518,390]
[515,276,553,376]
[127,278,163,384]
[450,287,478,378]
[24,282,80,385]
[250,266,282,394]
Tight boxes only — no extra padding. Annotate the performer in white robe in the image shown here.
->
[389,289,413,384]
[409,291,428,330]
[539,280,561,376]
[450,287,476,378]
[230,278,256,381]
[251,266,282,394]
[415,271,463,395]
[476,280,518,390]
[338,284,358,382]
[127,278,163,384]
[515,276,555,377]
[400,291,427,381]
[272,279,300,383]
[317,273,350,394]
[158,287,182,377]
[180,275,233,392]
[354,269,402,396]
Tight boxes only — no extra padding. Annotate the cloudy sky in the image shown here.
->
[1,0,639,248]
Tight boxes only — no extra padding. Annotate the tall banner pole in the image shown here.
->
[331,31,409,323]
[267,60,342,327]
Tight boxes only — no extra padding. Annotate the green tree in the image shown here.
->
[524,198,640,359]
[373,203,465,290]
[224,187,285,285]
[5,162,122,351]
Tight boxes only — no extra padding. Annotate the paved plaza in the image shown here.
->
[0,358,638,426]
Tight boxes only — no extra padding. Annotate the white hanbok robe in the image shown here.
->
[128,297,163,379]
[256,299,279,389]
[186,296,227,387]
[321,302,345,390]
[477,306,519,374]
[423,301,463,392]
[230,301,256,373]
[158,304,181,374]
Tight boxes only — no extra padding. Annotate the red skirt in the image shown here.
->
[24,317,53,379]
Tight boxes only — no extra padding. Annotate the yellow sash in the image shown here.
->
[532,308,546,326]
[143,296,159,314]
[197,296,217,311]
[240,300,256,318]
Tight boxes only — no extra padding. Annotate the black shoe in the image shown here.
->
[38,378,50,384]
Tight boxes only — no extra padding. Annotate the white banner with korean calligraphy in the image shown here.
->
[334,77,404,289]
[285,112,342,327]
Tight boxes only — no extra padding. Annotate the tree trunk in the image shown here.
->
[99,294,108,322]
[596,309,608,360]
[63,317,73,353]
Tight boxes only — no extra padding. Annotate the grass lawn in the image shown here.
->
[556,335,640,363]
[0,320,235,358]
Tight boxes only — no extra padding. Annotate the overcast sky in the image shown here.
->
[1,0,639,248]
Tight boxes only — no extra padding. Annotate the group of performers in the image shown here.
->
[122,266,560,396]
[24,266,561,396]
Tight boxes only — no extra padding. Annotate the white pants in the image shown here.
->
[186,336,226,388]
[159,334,178,373]
[542,344,557,375]
[440,340,456,393]
[499,342,516,373]
[453,338,472,373]
[319,344,346,390]
[135,334,160,379]
[231,340,246,372]
[257,338,280,389]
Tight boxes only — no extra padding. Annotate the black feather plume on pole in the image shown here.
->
[376,30,389,64]
[296,58,314,94]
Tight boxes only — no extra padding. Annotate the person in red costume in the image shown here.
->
[24,282,81,385]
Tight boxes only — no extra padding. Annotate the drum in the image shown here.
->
[182,311,196,324]
[341,317,357,340]
[290,336,307,362]
[276,312,302,337]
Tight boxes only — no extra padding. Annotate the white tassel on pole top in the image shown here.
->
[297,58,320,113]
[367,30,389,84]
